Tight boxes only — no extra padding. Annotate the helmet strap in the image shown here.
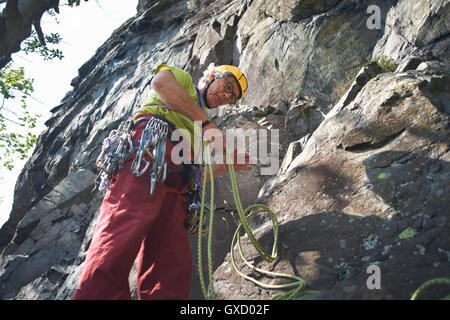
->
[203,79,214,109]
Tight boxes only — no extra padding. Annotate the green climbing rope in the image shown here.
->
[197,143,215,299]
[197,143,312,300]
[410,277,450,300]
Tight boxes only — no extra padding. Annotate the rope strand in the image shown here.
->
[410,278,450,300]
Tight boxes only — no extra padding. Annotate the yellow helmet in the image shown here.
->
[215,65,248,99]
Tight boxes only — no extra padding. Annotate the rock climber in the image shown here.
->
[73,64,252,299]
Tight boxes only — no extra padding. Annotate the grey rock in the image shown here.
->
[277,134,311,176]
[395,55,424,73]
[285,96,324,139]
[327,61,384,118]
[373,0,450,63]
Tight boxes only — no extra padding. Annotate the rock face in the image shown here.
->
[217,61,450,300]
[373,0,450,63]
[0,0,448,300]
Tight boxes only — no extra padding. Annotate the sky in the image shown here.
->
[0,0,139,227]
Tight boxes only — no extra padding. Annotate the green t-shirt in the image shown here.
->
[134,64,204,153]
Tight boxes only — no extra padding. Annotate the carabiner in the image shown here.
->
[131,151,150,176]
[150,171,157,195]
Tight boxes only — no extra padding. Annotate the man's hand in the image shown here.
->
[202,121,227,153]
[202,147,253,182]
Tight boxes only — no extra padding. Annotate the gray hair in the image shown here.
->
[198,63,233,88]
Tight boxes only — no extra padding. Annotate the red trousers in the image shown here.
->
[74,118,192,300]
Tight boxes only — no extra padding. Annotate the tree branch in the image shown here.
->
[0,0,64,69]
[4,0,18,14]
[32,18,46,46]
[2,115,22,126]
[0,96,5,112]
[52,0,60,14]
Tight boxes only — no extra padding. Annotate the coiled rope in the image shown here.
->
[197,143,313,300]
[410,277,450,300]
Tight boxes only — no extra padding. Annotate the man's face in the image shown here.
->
[206,74,241,108]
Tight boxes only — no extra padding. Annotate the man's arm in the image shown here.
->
[151,69,225,147]
[151,69,209,123]
[203,151,253,183]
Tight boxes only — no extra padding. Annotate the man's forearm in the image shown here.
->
[151,70,209,123]
[152,69,226,151]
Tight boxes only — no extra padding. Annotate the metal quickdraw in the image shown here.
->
[95,120,135,193]
[185,166,210,234]
[130,117,169,195]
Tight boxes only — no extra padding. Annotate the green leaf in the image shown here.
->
[0,63,39,170]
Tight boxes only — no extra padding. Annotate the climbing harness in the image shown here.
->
[94,114,210,233]
[94,85,209,229]
[197,143,314,300]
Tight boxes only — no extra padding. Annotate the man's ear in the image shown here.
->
[209,71,217,82]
